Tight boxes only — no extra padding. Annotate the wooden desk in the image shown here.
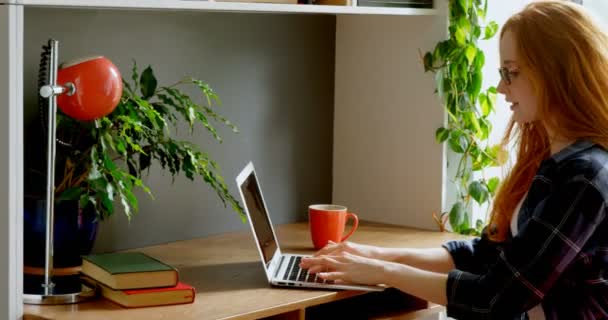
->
[23,222,465,320]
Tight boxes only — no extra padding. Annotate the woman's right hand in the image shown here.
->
[314,241,384,260]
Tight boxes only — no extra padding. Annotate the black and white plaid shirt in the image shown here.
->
[443,140,608,319]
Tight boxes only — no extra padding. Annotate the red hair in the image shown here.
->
[488,0,608,241]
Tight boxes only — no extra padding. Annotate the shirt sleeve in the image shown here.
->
[445,178,606,320]
[442,229,501,274]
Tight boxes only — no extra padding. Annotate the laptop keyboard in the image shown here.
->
[282,256,334,284]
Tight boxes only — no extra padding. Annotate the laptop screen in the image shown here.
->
[240,171,278,266]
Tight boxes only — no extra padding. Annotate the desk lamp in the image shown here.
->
[23,39,122,304]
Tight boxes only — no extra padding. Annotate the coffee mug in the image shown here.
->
[308,204,359,250]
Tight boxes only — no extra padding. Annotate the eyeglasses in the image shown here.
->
[498,67,519,85]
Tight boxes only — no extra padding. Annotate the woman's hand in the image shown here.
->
[313,241,383,260]
[300,252,391,285]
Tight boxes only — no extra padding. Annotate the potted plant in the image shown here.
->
[423,0,503,235]
[53,62,244,221]
[24,61,244,278]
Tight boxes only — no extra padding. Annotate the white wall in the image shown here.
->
[333,8,448,230]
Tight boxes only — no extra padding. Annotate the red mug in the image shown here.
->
[57,56,123,121]
[308,204,359,250]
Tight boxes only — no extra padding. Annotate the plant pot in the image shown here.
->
[23,197,98,294]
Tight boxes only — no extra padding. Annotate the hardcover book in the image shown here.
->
[81,252,178,290]
[83,276,195,308]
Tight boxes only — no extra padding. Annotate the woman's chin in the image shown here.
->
[512,116,525,126]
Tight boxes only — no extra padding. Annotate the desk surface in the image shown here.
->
[23,222,466,320]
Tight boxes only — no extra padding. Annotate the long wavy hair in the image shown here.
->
[488,0,608,241]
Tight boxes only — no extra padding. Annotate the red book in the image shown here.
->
[98,280,196,308]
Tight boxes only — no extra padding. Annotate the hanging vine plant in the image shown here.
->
[423,0,505,235]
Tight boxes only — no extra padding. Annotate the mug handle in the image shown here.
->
[341,212,359,242]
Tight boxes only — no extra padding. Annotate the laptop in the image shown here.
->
[236,162,384,291]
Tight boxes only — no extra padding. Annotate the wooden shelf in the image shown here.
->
[5,0,438,16]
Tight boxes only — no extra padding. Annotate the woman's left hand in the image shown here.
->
[299,252,390,285]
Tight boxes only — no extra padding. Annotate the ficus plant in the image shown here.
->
[53,61,245,222]
[423,0,506,235]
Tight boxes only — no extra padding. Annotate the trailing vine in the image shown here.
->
[423,0,505,235]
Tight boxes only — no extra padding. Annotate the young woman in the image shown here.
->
[300,1,608,319]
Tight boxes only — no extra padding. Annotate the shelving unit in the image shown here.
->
[12,0,437,15]
[1,0,447,318]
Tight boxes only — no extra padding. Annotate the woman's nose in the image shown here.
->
[496,78,507,95]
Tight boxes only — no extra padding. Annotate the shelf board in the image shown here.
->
[9,0,438,16]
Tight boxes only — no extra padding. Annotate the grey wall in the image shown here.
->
[23,8,336,252]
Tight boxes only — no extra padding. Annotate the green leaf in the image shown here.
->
[458,15,471,33]
[203,106,239,133]
[118,192,132,220]
[474,49,485,71]
[488,144,507,166]
[465,111,482,138]
[487,177,500,195]
[469,70,483,98]
[433,41,448,63]
[140,66,158,100]
[476,218,484,232]
[448,130,469,153]
[468,180,489,204]
[458,0,469,12]
[106,182,115,202]
[472,25,481,40]
[103,132,116,152]
[462,210,471,230]
[461,228,480,236]
[479,118,491,140]
[477,8,486,22]
[449,202,466,232]
[100,191,114,215]
[455,27,467,46]
[479,93,490,117]
[115,138,127,155]
[483,21,499,40]
[56,187,84,201]
[487,86,497,104]
[465,45,477,66]
[423,52,433,72]
[102,152,117,171]
[88,148,102,180]
[435,127,450,143]
[79,192,90,210]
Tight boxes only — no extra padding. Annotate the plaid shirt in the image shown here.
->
[443,140,608,320]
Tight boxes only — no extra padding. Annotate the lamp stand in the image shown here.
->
[23,39,95,305]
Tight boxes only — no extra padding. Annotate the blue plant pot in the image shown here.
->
[24,197,98,268]
[23,197,98,294]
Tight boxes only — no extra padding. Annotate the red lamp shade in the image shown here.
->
[56,56,122,121]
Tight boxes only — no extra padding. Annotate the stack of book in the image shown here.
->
[80,252,195,308]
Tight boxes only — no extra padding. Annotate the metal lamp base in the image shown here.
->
[23,282,96,305]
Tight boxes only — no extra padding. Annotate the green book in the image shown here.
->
[81,252,178,290]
